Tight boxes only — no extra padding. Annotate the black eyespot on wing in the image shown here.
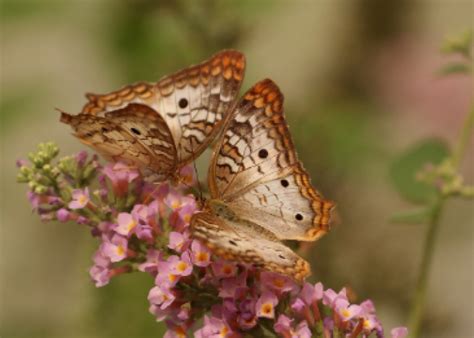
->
[101,127,109,133]
[179,98,188,109]
[258,149,268,159]
[295,213,303,221]
[281,179,289,187]
[229,240,238,246]
[130,127,141,135]
[278,254,286,260]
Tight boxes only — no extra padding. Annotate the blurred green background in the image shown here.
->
[1,1,472,337]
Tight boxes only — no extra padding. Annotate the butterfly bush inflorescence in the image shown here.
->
[17,143,407,338]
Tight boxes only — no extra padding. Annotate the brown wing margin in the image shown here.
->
[80,50,246,117]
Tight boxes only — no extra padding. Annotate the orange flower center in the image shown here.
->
[220,325,229,337]
[222,265,233,275]
[116,245,125,256]
[262,303,273,315]
[176,261,188,272]
[273,278,285,288]
[196,252,209,262]
[341,309,350,319]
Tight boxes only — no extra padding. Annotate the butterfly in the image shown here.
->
[190,79,334,282]
[60,50,246,182]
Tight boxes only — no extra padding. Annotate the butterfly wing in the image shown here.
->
[191,211,310,281]
[60,105,177,177]
[209,79,334,241]
[81,50,246,166]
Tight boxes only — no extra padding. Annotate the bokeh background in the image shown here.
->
[1,1,473,337]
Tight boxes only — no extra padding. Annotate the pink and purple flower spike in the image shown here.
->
[17,148,407,337]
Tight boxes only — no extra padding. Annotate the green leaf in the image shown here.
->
[390,139,450,204]
[441,30,472,58]
[438,62,471,76]
[390,207,433,224]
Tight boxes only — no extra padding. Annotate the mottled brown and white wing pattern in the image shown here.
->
[81,50,246,166]
[191,79,334,281]
[60,104,177,178]
[210,79,334,241]
[191,211,310,282]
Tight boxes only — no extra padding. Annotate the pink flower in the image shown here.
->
[164,190,186,210]
[164,323,187,338]
[294,321,312,338]
[211,260,238,279]
[89,250,111,287]
[155,260,181,288]
[191,240,211,267]
[236,298,257,330]
[322,287,347,307]
[169,252,193,276]
[260,271,295,294]
[148,285,175,310]
[256,291,278,319]
[391,327,409,338]
[218,270,248,299]
[56,208,70,222]
[102,162,140,197]
[194,316,234,338]
[101,234,128,262]
[115,212,138,236]
[334,298,362,321]
[300,282,323,305]
[274,314,293,337]
[68,188,90,209]
[75,150,88,166]
[178,165,197,187]
[168,231,190,253]
[169,203,197,231]
[138,249,162,274]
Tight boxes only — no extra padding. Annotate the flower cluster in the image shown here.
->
[17,143,407,337]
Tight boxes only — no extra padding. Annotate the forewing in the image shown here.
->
[209,79,334,241]
[60,108,176,176]
[81,50,246,166]
[190,211,310,281]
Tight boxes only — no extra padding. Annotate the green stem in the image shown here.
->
[451,105,474,169]
[408,196,444,338]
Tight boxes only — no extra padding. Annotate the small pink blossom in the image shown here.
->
[168,231,190,253]
[274,314,293,337]
[334,298,362,321]
[391,327,409,338]
[101,234,128,262]
[211,260,238,279]
[260,271,295,294]
[218,270,248,299]
[155,260,180,288]
[56,208,70,222]
[138,249,162,274]
[102,162,140,197]
[322,287,347,307]
[68,188,90,209]
[300,281,323,305]
[169,252,193,276]
[191,240,211,267]
[256,291,278,319]
[194,315,234,338]
[115,212,137,236]
[148,285,175,310]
